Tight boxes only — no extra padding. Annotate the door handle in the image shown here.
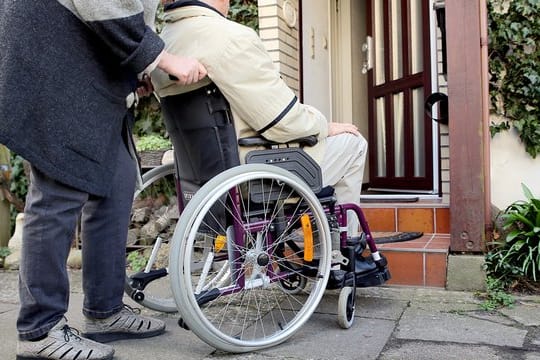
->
[362,36,373,74]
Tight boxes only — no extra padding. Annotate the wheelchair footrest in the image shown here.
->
[355,266,391,287]
[326,254,391,289]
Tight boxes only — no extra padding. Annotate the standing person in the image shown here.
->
[0,1,206,359]
[153,0,367,212]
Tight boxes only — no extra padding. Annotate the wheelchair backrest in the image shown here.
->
[161,84,240,184]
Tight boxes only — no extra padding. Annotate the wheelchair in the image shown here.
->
[124,84,391,353]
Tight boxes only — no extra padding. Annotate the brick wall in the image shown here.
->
[257,0,301,95]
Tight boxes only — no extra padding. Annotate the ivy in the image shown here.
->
[229,0,259,31]
[488,0,540,157]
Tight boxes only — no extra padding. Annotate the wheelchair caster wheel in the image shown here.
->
[178,317,190,330]
[132,290,145,302]
[279,272,307,294]
[337,286,355,329]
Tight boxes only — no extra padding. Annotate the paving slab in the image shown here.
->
[379,342,502,360]
[396,306,527,347]
[0,269,18,304]
[258,314,395,360]
[315,292,408,321]
[500,298,540,327]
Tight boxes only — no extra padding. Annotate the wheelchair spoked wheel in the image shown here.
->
[124,163,178,313]
[169,164,332,353]
[337,286,355,329]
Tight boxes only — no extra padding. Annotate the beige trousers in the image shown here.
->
[320,133,368,235]
[320,132,367,205]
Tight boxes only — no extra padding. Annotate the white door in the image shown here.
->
[301,0,332,119]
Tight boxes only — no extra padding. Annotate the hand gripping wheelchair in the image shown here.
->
[124,84,390,353]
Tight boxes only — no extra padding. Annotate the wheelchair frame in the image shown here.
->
[124,84,390,352]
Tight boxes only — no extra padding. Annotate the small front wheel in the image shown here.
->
[337,286,355,329]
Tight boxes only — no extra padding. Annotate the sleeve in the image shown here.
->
[205,30,328,143]
[70,0,164,73]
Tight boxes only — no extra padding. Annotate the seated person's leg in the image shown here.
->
[320,132,367,205]
[321,133,368,236]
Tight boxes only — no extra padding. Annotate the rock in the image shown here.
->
[5,212,24,269]
[67,248,82,269]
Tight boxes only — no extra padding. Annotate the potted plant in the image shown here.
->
[135,134,172,168]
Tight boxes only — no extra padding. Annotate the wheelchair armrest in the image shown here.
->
[238,135,318,148]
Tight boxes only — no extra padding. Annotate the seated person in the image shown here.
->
[152,0,367,214]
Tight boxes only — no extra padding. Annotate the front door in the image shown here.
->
[366,0,432,191]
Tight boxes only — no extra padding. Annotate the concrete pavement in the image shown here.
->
[1,269,539,359]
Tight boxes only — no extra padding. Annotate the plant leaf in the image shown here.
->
[521,183,535,201]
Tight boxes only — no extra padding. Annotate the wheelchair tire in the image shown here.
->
[169,164,332,352]
[337,286,355,329]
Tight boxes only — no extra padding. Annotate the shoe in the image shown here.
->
[82,304,165,343]
[17,318,114,360]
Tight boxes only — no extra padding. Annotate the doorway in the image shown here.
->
[301,0,437,194]
[366,0,433,192]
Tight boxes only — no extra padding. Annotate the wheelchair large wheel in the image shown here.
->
[124,162,178,313]
[169,164,332,352]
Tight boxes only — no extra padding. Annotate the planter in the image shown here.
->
[139,150,167,168]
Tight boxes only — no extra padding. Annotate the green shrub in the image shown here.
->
[477,276,515,311]
[0,247,11,268]
[127,251,148,273]
[135,134,172,152]
[486,183,540,286]
[8,154,27,235]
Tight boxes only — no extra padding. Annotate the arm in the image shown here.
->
[69,0,205,84]
[328,122,361,137]
[205,30,328,142]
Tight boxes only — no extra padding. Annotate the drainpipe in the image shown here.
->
[479,0,492,241]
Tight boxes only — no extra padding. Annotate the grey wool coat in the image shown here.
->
[0,0,164,196]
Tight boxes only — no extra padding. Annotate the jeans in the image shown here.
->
[17,138,137,340]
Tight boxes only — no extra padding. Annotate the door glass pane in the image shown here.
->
[376,97,386,177]
[393,92,404,177]
[412,87,425,176]
[410,0,423,74]
[390,0,403,80]
[374,0,385,85]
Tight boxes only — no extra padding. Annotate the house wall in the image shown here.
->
[257,0,301,94]
[490,115,540,210]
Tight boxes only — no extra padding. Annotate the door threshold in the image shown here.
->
[360,193,442,203]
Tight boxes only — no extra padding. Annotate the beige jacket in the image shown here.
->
[152,5,328,163]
